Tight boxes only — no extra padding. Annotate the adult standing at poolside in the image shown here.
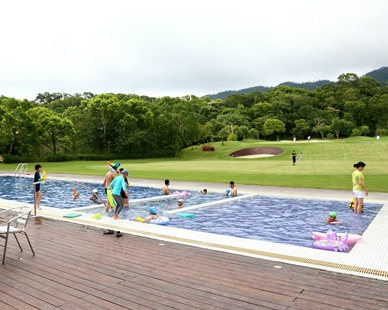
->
[109,169,129,220]
[103,165,119,212]
[352,161,368,214]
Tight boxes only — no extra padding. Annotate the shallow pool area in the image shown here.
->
[166,196,383,250]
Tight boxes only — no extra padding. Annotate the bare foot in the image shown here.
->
[37,207,42,210]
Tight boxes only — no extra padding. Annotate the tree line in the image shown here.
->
[1,73,388,162]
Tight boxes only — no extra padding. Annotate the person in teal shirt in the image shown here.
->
[109,169,129,219]
[352,162,368,214]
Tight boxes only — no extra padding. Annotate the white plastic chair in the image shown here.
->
[0,206,35,265]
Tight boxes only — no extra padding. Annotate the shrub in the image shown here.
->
[351,128,362,137]
[227,133,238,141]
[1,155,39,164]
[202,145,215,151]
[46,154,74,162]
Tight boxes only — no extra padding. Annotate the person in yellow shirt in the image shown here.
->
[352,161,368,214]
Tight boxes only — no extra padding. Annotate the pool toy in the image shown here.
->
[63,212,82,218]
[177,213,195,218]
[173,191,189,196]
[108,161,120,174]
[312,230,348,252]
[93,213,101,220]
[135,216,170,225]
[312,230,362,244]
[107,189,116,208]
[150,216,170,226]
[226,189,231,196]
[348,197,364,213]
[37,170,47,182]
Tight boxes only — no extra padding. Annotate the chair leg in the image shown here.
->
[2,233,9,265]
[13,233,23,251]
[24,233,35,256]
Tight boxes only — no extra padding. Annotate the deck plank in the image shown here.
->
[1,215,388,310]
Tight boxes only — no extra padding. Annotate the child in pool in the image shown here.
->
[73,187,80,199]
[326,212,341,224]
[169,199,184,209]
[142,207,160,223]
[89,189,100,202]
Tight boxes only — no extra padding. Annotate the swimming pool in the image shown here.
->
[165,195,383,251]
[0,176,227,209]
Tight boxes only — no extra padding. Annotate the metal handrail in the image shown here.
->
[14,163,28,177]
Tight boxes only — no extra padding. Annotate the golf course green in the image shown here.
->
[1,137,387,192]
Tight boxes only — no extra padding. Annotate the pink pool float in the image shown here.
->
[312,230,349,252]
[312,230,362,244]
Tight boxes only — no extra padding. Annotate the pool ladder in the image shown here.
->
[15,163,28,177]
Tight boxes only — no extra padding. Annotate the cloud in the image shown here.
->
[1,0,388,99]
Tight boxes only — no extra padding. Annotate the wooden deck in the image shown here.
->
[1,216,388,310]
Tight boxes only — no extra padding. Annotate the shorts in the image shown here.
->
[353,190,366,199]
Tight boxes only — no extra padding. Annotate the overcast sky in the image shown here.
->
[1,0,388,100]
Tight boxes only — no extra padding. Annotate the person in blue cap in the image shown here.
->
[108,169,129,220]
[142,206,160,223]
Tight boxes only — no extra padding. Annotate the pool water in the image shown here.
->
[0,176,226,209]
[83,193,229,219]
[167,196,383,251]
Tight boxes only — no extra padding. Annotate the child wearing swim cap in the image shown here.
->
[142,206,160,223]
[326,212,339,224]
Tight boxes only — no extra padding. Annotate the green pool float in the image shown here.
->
[177,213,195,218]
[63,212,82,218]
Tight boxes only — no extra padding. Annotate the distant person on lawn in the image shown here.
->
[292,150,297,165]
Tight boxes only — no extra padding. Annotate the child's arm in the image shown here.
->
[142,215,153,223]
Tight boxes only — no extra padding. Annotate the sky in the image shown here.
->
[1,0,388,100]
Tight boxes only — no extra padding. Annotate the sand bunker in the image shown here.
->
[230,147,284,158]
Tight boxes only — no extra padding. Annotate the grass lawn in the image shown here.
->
[1,136,387,192]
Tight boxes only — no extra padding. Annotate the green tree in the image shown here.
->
[28,107,75,154]
[293,119,310,139]
[360,125,370,136]
[330,118,354,139]
[263,118,285,141]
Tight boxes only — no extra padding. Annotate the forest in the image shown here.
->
[1,73,388,162]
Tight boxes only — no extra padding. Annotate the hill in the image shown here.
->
[205,66,387,100]
[364,66,388,86]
